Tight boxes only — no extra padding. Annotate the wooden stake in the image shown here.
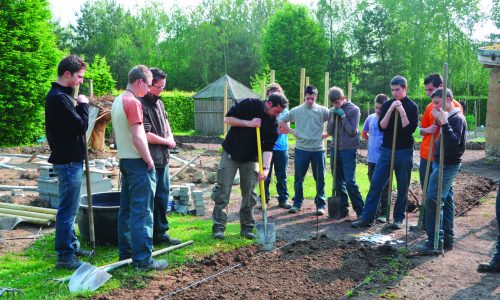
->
[306,76,310,87]
[270,70,275,84]
[347,82,352,102]
[434,62,448,252]
[89,79,94,97]
[300,68,305,105]
[474,101,478,138]
[223,81,228,136]
[261,80,266,100]
[324,72,330,151]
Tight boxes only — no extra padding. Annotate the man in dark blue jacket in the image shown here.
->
[45,55,90,269]
[415,88,467,255]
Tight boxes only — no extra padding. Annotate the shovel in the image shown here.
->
[385,110,399,223]
[255,127,276,251]
[328,115,342,219]
[416,130,435,229]
[63,241,194,292]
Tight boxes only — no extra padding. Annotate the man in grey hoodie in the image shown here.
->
[326,87,364,218]
[279,86,330,215]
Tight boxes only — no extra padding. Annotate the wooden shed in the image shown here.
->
[192,74,261,136]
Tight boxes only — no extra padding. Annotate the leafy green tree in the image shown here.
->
[83,55,116,96]
[262,3,328,106]
[0,0,62,146]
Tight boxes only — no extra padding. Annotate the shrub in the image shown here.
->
[81,55,116,96]
[0,0,62,146]
[160,90,194,132]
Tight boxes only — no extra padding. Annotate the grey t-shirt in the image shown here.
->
[280,103,330,151]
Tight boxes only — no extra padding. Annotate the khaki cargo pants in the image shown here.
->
[211,150,258,233]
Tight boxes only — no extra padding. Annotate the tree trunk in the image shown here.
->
[90,112,111,151]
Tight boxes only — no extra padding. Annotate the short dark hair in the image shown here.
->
[304,85,318,95]
[431,87,453,99]
[390,75,407,88]
[57,55,86,76]
[424,73,443,88]
[150,68,167,84]
[267,92,287,108]
[374,94,389,105]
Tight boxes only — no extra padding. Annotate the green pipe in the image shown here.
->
[0,208,56,221]
[0,202,57,215]
[0,212,51,226]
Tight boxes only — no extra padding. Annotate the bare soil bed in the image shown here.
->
[98,237,396,300]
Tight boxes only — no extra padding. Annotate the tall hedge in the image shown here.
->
[160,90,194,132]
[0,0,62,146]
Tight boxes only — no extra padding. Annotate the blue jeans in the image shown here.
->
[153,166,170,239]
[360,147,413,222]
[292,148,326,209]
[54,162,83,261]
[493,178,500,262]
[424,162,460,247]
[419,158,454,231]
[330,149,364,215]
[264,150,289,204]
[118,159,156,267]
[368,162,388,217]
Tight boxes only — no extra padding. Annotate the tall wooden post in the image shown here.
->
[347,82,352,102]
[300,68,305,105]
[475,101,478,138]
[223,81,228,136]
[89,80,94,97]
[306,76,310,87]
[270,70,275,84]
[324,72,330,151]
[261,80,266,100]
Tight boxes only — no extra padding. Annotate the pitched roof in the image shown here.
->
[192,74,261,100]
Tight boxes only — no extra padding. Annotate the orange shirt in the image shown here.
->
[420,99,463,160]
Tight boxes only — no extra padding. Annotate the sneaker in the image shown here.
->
[136,259,168,271]
[278,203,292,209]
[351,219,372,228]
[413,242,443,256]
[75,248,93,257]
[389,221,403,229]
[155,234,182,245]
[212,231,225,240]
[478,260,500,273]
[316,208,325,216]
[288,206,301,214]
[55,257,82,270]
[240,232,257,240]
[376,216,387,224]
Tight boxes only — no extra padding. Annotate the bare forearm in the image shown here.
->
[262,151,272,169]
[146,132,168,145]
[133,133,153,165]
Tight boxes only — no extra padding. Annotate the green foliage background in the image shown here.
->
[0,0,62,146]
[262,3,328,106]
[81,55,116,96]
[160,90,195,132]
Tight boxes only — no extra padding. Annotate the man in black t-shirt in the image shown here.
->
[211,93,287,240]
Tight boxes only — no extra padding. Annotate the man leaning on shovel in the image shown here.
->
[45,55,92,269]
[211,93,287,240]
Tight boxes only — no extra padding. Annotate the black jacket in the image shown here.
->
[378,96,419,149]
[434,110,467,165]
[139,93,170,168]
[45,82,89,164]
[222,98,279,163]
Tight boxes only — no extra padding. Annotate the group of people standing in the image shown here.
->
[45,54,498,273]
[211,73,471,259]
[46,56,180,270]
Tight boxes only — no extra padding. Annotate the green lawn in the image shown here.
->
[267,162,419,200]
[0,215,253,299]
